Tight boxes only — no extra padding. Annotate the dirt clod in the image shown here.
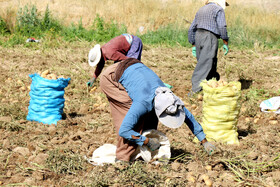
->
[13,147,31,157]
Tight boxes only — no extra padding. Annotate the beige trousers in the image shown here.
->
[99,63,158,161]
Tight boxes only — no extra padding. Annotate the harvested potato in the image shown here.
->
[46,74,53,80]
[101,103,107,107]
[201,174,209,181]
[93,103,100,108]
[41,70,50,78]
[269,120,278,125]
[219,80,228,86]
[187,175,195,183]
[165,178,171,184]
[197,94,203,101]
[90,87,97,93]
[19,86,26,91]
[253,118,259,124]
[205,165,212,171]
[40,70,65,80]
[245,117,251,122]
[17,80,23,84]
[204,179,213,187]
[206,79,229,88]
[49,74,57,80]
[191,104,197,110]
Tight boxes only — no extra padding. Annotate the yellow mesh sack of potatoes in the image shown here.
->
[200,79,241,145]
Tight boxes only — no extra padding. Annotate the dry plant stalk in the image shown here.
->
[221,153,280,181]
[1,0,279,33]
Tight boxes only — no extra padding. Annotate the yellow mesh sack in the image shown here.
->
[199,79,241,145]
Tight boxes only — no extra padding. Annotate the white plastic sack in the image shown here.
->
[86,129,171,165]
[86,144,117,166]
[133,129,171,164]
[260,97,280,114]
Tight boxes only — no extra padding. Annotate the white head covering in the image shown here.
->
[154,87,185,129]
[207,0,229,9]
[88,44,101,67]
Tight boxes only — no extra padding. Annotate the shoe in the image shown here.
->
[187,90,202,98]
[187,91,195,98]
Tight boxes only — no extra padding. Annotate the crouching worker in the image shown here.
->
[87,33,143,87]
[99,58,215,162]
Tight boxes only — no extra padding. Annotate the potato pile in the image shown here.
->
[186,172,213,187]
[39,70,65,80]
[206,79,228,88]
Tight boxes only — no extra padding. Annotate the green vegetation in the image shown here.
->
[0,5,127,46]
[0,121,25,132]
[0,17,10,35]
[46,149,87,175]
[0,102,27,120]
[140,24,189,47]
[61,16,127,42]
[229,19,280,49]
[16,5,60,36]
[241,87,272,117]
[0,4,279,49]
[82,161,164,186]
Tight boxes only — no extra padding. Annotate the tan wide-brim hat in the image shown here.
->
[88,44,101,67]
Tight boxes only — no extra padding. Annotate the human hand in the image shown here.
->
[223,44,229,55]
[192,46,196,57]
[147,138,161,151]
[202,141,216,155]
[87,77,96,87]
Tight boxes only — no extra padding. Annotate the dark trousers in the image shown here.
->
[191,29,220,93]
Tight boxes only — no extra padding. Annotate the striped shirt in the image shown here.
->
[188,3,229,45]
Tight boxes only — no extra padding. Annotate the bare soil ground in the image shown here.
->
[0,42,279,186]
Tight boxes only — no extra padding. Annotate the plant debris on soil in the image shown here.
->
[0,43,279,186]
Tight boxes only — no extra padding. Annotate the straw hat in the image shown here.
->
[88,44,101,67]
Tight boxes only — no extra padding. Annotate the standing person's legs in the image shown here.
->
[206,49,219,81]
[99,63,158,161]
[191,30,218,93]
[126,36,143,61]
